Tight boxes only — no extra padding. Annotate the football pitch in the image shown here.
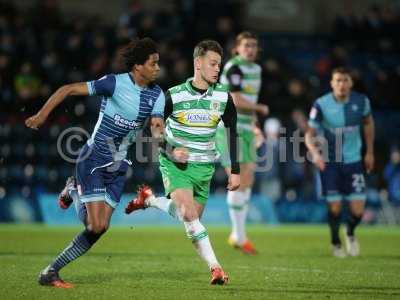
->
[0,224,399,300]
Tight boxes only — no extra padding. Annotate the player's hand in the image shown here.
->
[25,112,47,130]
[257,104,269,116]
[364,152,374,173]
[312,152,326,171]
[172,147,189,163]
[227,173,240,191]
[253,126,264,149]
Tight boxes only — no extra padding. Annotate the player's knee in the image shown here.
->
[350,204,365,217]
[351,210,364,219]
[329,205,341,216]
[330,210,341,218]
[181,206,199,222]
[240,174,253,188]
[247,174,255,187]
[102,221,110,232]
[88,221,108,235]
[182,213,198,222]
[94,225,107,235]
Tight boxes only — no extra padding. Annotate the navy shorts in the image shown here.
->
[75,145,129,209]
[319,161,366,202]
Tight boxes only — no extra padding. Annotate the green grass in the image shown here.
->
[0,224,399,299]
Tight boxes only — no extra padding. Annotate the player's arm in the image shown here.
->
[25,82,89,129]
[221,93,240,191]
[231,92,269,115]
[25,74,116,130]
[305,103,325,171]
[226,65,268,116]
[305,127,325,171]
[363,98,375,173]
[150,90,166,139]
[159,90,188,163]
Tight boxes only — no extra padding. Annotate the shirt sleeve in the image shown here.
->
[86,74,116,97]
[151,90,166,118]
[363,96,371,117]
[163,90,173,120]
[308,101,323,129]
[221,93,240,174]
[225,65,243,92]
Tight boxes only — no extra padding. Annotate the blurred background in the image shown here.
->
[0,0,399,225]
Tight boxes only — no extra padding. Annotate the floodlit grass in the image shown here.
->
[0,224,399,299]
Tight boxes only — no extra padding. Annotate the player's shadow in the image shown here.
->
[0,251,176,258]
[73,270,192,284]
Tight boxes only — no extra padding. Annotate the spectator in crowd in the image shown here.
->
[256,118,283,202]
[0,0,399,199]
[384,146,400,206]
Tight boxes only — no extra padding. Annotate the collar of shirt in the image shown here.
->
[128,72,155,91]
[185,77,214,97]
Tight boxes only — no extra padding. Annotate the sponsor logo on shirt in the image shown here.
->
[186,113,211,123]
[114,114,140,130]
[243,85,256,94]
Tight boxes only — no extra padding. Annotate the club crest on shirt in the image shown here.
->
[352,104,358,112]
[210,101,220,111]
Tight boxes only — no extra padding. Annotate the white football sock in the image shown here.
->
[68,189,80,202]
[243,188,252,202]
[227,190,248,245]
[241,187,252,238]
[184,219,220,269]
[146,195,182,220]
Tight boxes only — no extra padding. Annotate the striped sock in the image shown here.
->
[49,229,102,272]
[147,196,182,221]
[184,219,220,268]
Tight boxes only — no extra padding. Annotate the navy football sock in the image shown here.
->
[347,213,362,237]
[49,229,103,272]
[328,211,341,245]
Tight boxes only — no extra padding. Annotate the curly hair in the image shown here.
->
[120,37,158,70]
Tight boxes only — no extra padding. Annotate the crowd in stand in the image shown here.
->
[0,1,399,205]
